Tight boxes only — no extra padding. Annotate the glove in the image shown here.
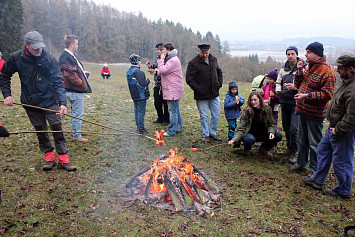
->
[0,125,10,137]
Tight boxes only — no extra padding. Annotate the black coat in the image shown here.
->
[186,54,223,100]
[0,48,67,108]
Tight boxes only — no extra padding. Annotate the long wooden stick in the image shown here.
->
[1,101,157,141]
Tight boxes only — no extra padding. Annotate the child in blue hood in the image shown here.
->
[224,82,244,141]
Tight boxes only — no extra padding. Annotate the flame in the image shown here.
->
[142,148,209,197]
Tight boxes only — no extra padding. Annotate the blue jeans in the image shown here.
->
[227,119,237,141]
[166,100,183,136]
[311,128,355,196]
[242,132,282,151]
[133,100,147,129]
[281,104,299,154]
[296,116,323,172]
[66,92,85,139]
[196,97,221,137]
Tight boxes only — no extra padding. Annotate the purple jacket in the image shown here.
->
[157,55,184,100]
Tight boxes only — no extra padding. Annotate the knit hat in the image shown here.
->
[286,46,298,55]
[306,42,324,57]
[266,69,278,81]
[155,43,163,50]
[103,63,108,67]
[129,54,141,65]
[229,81,238,91]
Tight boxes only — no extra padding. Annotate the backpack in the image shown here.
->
[251,75,267,91]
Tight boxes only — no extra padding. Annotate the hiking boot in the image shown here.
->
[209,135,222,142]
[162,122,169,126]
[288,153,297,164]
[323,189,350,199]
[258,146,274,159]
[289,166,307,173]
[202,136,210,143]
[302,176,322,190]
[57,163,77,172]
[73,137,89,143]
[153,119,163,124]
[43,161,57,171]
[137,128,148,135]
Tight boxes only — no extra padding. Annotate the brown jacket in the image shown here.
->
[58,50,91,93]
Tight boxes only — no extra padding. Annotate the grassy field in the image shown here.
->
[0,63,354,236]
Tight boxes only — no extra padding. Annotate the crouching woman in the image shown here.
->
[228,92,282,158]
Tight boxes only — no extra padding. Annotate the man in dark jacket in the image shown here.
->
[186,43,223,143]
[59,35,92,143]
[0,31,76,172]
[302,53,355,198]
[276,46,300,164]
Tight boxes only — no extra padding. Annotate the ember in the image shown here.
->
[125,148,221,213]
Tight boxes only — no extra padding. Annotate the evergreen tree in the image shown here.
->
[0,0,23,58]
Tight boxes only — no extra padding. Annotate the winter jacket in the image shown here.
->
[326,73,355,135]
[101,67,110,74]
[0,59,4,72]
[261,83,279,108]
[294,56,336,120]
[157,49,184,100]
[276,59,298,105]
[126,65,150,101]
[231,106,276,142]
[224,91,244,119]
[149,55,162,88]
[58,50,92,93]
[0,48,67,108]
[186,53,223,100]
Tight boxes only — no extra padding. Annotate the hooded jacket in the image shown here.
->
[224,91,244,119]
[186,53,223,100]
[0,48,66,108]
[157,49,184,100]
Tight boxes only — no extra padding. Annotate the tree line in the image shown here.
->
[0,0,283,83]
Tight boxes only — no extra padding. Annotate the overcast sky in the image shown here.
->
[92,0,355,42]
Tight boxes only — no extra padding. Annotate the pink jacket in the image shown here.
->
[157,56,184,100]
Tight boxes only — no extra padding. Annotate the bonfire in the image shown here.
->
[125,148,221,213]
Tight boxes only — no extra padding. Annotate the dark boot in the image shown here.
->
[57,163,77,172]
[43,161,57,171]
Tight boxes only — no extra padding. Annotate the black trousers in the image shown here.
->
[24,104,69,154]
[153,87,169,123]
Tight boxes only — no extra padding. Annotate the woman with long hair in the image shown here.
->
[228,92,282,158]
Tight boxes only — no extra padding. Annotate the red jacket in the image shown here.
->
[101,67,110,74]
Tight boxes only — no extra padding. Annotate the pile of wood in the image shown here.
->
[125,149,221,213]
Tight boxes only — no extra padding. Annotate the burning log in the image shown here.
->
[192,165,220,193]
[163,174,184,212]
[124,148,221,212]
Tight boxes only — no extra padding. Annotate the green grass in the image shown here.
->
[0,63,353,236]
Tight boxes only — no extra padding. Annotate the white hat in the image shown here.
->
[103,63,108,67]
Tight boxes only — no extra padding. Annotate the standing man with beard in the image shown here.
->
[59,35,92,143]
[302,53,355,198]
[186,43,223,143]
[276,46,300,164]
[290,42,336,177]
